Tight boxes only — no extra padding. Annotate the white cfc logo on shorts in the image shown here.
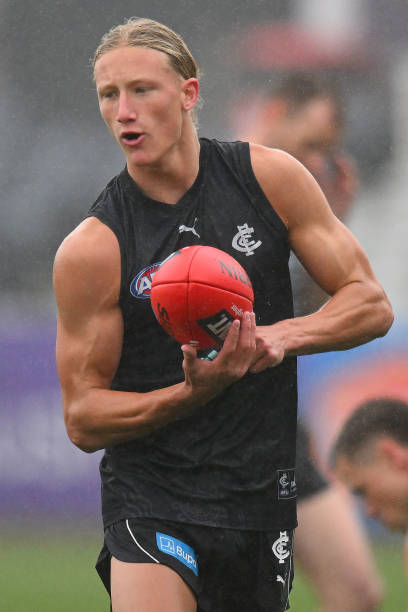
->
[272,531,290,564]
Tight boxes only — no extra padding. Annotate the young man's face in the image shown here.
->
[335,442,408,532]
[94,45,195,169]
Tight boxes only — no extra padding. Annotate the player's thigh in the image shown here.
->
[295,484,381,596]
[111,557,197,612]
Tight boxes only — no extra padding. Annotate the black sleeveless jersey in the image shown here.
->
[87,138,298,531]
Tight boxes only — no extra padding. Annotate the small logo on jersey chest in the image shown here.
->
[130,263,161,299]
[232,223,262,256]
[277,469,297,500]
[178,217,200,238]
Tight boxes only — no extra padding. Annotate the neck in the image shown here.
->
[127,124,200,204]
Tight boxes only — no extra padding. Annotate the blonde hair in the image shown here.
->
[92,17,200,81]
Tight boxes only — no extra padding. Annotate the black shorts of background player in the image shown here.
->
[53,20,392,612]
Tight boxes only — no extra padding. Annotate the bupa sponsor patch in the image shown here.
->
[156,532,198,576]
[277,469,297,500]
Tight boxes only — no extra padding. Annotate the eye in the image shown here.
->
[99,90,116,100]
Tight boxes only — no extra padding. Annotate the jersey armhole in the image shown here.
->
[84,210,128,302]
[239,142,289,240]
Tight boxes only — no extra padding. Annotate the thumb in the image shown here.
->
[181,344,197,363]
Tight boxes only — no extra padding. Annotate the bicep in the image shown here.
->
[53,221,123,410]
[56,298,123,401]
[251,144,377,297]
[289,207,375,297]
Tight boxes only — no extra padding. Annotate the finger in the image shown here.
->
[249,352,281,373]
[237,311,256,350]
[250,311,257,342]
[248,345,267,371]
[249,357,268,373]
[220,318,240,352]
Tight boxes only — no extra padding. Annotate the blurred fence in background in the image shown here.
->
[1,309,102,521]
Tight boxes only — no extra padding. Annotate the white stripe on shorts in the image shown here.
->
[125,519,160,563]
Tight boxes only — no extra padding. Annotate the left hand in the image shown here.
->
[249,325,286,373]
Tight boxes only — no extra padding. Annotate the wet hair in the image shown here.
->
[331,398,408,464]
[273,72,344,127]
[92,17,200,82]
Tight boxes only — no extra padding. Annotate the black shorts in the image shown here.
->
[96,517,294,612]
[296,421,329,501]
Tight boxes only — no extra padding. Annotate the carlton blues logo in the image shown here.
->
[277,469,297,500]
[130,263,161,299]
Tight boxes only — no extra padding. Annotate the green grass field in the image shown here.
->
[2,523,407,611]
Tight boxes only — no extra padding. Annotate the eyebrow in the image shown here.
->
[97,77,156,90]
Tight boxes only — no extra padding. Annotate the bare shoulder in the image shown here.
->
[249,142,332,229]
[53,217,121,310]
[55,216,119,263]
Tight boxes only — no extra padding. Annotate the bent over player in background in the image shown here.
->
[53,19,393,612]
[332,398,408,533]
[332,398,408,599]
[235,73,384,611]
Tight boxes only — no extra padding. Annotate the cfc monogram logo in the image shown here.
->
[272,531,290,564]
[232,223,262,256]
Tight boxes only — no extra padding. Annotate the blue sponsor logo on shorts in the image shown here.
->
[156,532,198,576]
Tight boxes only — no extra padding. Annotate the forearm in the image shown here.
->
[283,279,393,357]
[65,382,195,453]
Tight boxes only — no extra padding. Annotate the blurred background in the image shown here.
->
[2,0,408,609]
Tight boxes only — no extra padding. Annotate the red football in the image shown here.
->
[150,245,254,349]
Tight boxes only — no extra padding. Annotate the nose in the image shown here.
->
[116,92,137,123]
[365,500,378,519]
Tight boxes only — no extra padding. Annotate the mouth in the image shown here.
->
[121,132,144,145]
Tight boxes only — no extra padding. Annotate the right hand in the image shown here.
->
[181,311,257,404]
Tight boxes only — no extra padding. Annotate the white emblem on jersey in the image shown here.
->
[276,575,286,585]
[272,531,290,564]
[279,473,289,488]
[232,223,262,256]
[178,217,200,238]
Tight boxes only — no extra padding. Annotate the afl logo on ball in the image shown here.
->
[198,309,235,343]
[130,263,161,299]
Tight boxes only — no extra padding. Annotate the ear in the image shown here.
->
[181,78,200,111]
[377,437,408,470]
